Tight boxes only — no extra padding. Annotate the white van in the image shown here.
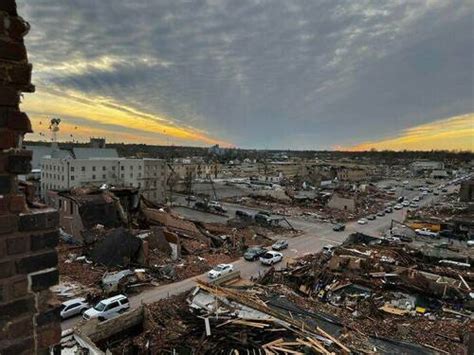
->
[83,294,130,321]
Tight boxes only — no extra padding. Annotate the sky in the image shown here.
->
[19,0,473,151]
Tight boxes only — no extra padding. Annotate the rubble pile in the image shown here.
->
[224,184,394,222]
[256,235,473,353]
[408,192,474,222]
[56,187,288,300]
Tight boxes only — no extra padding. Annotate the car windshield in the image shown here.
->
[247,248,260,253]
[94,301,106,311]
[214,265,225,271]
[261,253,273,259]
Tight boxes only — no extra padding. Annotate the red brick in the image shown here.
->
[0,337,35,355]
[0,214,18,233]
[0,295,35,320]
[0,110,33,132]
[0,275,29,303]
[0,260,15,278]
[0,39,27,62]
[8,194,27,213]
[0,129,20,149]
[6,235,28,255]
[0,315,33,340]
[37,323,61,349]
[12,277,28,298]
[18,209,58,232]
[16,250,58,274]
[0,153,8,173]
[0,196,8,215]
[0,87,21,107]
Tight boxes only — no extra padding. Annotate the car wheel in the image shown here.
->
[80,308,86,315]
[98,317,105,322]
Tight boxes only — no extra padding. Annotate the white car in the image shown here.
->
[60,298,89,319]
[208,263,234,279]
[415,228,438,238]
[393,204,403,210]
[357,218,368,225]
[260,251,283,265]
[83,294,130,321]
[413,196,420,202]
[402,201,410,207]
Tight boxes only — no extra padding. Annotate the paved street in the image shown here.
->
[61,185,448,330]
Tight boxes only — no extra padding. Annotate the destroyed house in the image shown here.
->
[48,187,139,241]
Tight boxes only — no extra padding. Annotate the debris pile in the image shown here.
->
[256,234,473,353]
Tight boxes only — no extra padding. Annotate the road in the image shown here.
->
[61,183,450,330]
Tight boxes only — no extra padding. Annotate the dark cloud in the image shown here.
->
[19,0,473,149]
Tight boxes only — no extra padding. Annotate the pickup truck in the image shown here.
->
[415,228,438,238]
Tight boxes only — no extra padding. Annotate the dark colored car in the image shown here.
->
[385,207,393,213]
[377,211,386,217]
[399,235,413,243]
[244,247,268,261]
[254,213,270,225]
[185,195,197,201]
[332,223,345,232]
[235,210,252,220]
[213,205,227,213]
[194,201,207,210]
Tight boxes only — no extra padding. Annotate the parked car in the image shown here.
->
[399,235,413,243]
[433,191,439,196]
[244,246,268,261]
[367,215,376,220]
[83,294,130,321]
[413,196,420,202]
[322,244,335,256]
[60,298,89,319]
[402,201,410,207]
[213,205,227,213]
[185,195,197,202]
[393,204,403,210]
[415,228,438,238]
[208,264,234,279]
[272,240,289,251]
[254,213,270,225]
[441,188,448,193]
[194,201,207,209]
[235,210,252,220]
[467,240,474,247]
[438,230,461,239]
[384,207,393,213]
[409,202,419,208]
[260,251,283,265]
[357,218,368,225]
[332,223,345,232]
[376,211,385,217]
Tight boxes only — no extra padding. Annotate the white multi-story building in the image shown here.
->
[40,157,168,203]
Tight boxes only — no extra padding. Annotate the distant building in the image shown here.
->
[411,161,444,173]
[41,157,168,203]
[431,169,449,179]
[336,167,367,182]
[327,195,356,211]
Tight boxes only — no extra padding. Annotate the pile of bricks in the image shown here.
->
[0,1,61,353]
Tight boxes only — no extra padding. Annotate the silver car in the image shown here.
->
[60,298,89,319]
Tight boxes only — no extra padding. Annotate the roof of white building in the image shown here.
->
[72,148,118,159]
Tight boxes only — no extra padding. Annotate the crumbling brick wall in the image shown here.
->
[0,1,61,353]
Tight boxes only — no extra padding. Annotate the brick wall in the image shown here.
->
[0,1,61,353]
